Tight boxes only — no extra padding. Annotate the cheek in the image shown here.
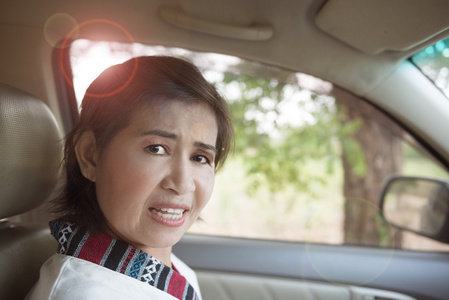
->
[196,171,215,209]
[96,151,153,211]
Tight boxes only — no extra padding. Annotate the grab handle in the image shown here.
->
[159,6,274,41]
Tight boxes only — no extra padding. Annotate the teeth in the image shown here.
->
[151,208,185,220]
[160,208,184,214]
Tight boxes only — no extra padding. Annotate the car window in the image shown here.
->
[412,37,449,98]
[69,40,449,252]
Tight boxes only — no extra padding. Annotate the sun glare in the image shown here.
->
[70,39,335,134]
[71,40,134,105]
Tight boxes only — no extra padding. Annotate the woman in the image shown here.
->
[27,56,234,299]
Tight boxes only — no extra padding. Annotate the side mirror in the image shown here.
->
[379,176,449,244]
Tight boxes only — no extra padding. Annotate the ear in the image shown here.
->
[75,130,99,182]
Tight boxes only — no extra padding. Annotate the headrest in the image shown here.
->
[0,83,62,219]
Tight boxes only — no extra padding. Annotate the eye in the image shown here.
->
[192,155,209,164]
[146,145,167,155]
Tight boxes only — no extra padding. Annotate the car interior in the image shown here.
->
[1,0,449,299]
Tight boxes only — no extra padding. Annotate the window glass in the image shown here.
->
[412,37,449,98]
[70,40,449,252]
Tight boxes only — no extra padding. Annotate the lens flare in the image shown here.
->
[59,19,137,98]
[304,197,396,286]
[44,13,79,49]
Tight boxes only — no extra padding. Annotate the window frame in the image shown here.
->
[59,39,449,251]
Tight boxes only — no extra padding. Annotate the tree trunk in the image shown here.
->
[332,89,403,248]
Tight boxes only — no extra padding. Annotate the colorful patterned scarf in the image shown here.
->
[50,220,199,300]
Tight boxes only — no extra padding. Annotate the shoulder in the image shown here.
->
[27,254,176,300]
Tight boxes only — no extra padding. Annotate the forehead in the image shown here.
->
[130,98,218,140]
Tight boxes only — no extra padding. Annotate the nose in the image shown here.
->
[161,159,196,195]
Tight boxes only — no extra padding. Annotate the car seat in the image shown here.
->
[0,82,62,299]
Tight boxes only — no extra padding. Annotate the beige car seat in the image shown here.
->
[0,83,62,299]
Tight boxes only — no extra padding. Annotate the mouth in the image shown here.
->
[150,208,186,220]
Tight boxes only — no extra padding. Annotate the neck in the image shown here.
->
[100,222,174,267]
[144,246,173,267]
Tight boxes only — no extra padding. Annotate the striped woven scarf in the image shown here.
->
[50,220,199,300]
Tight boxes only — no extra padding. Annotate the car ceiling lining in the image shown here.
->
[315,0,449,55]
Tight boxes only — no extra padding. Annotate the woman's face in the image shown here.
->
[93,99,218,252]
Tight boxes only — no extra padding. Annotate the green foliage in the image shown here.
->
[338,118,366,177]
[375,214,393,248]
[216,73,362,196]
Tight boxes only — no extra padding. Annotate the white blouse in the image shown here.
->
[27,253,202,300]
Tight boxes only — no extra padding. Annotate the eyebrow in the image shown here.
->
[140,129,217,154]
[141,129,178,140]
[194,141,217,154]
